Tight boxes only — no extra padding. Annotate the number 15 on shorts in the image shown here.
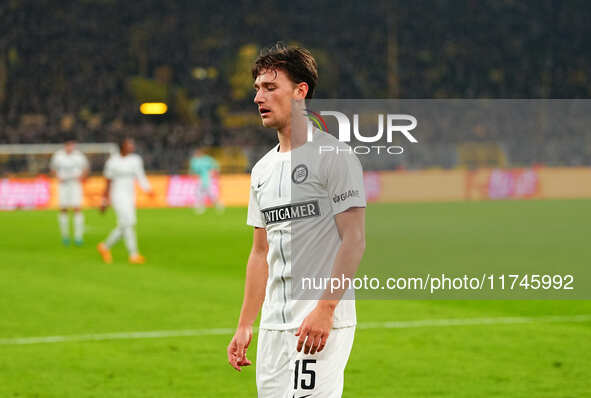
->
[294,359,316,391]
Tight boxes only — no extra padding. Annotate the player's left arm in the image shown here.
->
[49,153,58,180]
[101,156,112,212]
[101,179,111,213]
[80,154,90,181]
[297,147,366,355]
[296,206,366,355]
[135,157,153,195]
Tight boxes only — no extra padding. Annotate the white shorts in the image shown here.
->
[256,326,355,398]
[58,180,83,208]
[112,198,136,227]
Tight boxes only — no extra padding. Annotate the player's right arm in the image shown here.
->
[227,227,268,372]
[188,158,196,175]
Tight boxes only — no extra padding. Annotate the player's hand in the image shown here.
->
[227,326,253,372]
[295,302,335,355]
[100,197,109,213]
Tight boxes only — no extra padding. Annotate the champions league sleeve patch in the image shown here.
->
[261,200,320,225]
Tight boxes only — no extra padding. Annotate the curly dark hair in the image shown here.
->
[252,43,318,99]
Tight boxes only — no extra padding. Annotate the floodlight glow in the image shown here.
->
[140,103,168,115]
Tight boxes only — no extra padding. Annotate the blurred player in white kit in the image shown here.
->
[97,137,153,264]
[49,136,89,246]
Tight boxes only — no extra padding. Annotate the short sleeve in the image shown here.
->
[104,157,113,179]
[325,151,367,216]
[246,177,265,228]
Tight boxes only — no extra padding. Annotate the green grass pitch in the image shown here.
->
[1,200,590,397]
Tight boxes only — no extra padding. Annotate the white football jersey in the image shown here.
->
[104,153,150,202]
[49,149,89,181]
[247,129,366,330]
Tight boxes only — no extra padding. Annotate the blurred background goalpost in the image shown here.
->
[0,143,117,177]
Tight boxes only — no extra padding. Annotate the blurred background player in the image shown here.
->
[97,138,153,264]
[189,147,224,214]
[49,136,89,246]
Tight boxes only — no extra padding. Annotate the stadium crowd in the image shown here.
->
[1,0,591,172]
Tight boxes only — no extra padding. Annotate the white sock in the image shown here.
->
[74,212,84,241]
[105,227,123,248]
[123,226,139,257]
[58,213,69,239]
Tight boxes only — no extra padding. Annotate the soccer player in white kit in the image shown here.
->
[227,45,366,398]
[49,137,89,246]
[97,138,153,264]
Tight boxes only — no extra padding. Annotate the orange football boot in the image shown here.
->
[128,254,146,264]
[97,243,112,264]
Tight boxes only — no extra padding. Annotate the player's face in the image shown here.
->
[64,141,75,153]
[122,139,135,155]
[254,69,304,130]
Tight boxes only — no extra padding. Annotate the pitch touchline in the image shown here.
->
[1,314,590,345]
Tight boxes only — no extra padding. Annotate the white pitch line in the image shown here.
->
[1,314,590,346]
[0,328,236,345]
[356,314,591,330]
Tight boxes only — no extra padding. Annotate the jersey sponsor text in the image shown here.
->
[262,200,320,225]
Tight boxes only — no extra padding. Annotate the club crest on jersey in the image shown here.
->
[292,164,309,184]
[261,200,320,225]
